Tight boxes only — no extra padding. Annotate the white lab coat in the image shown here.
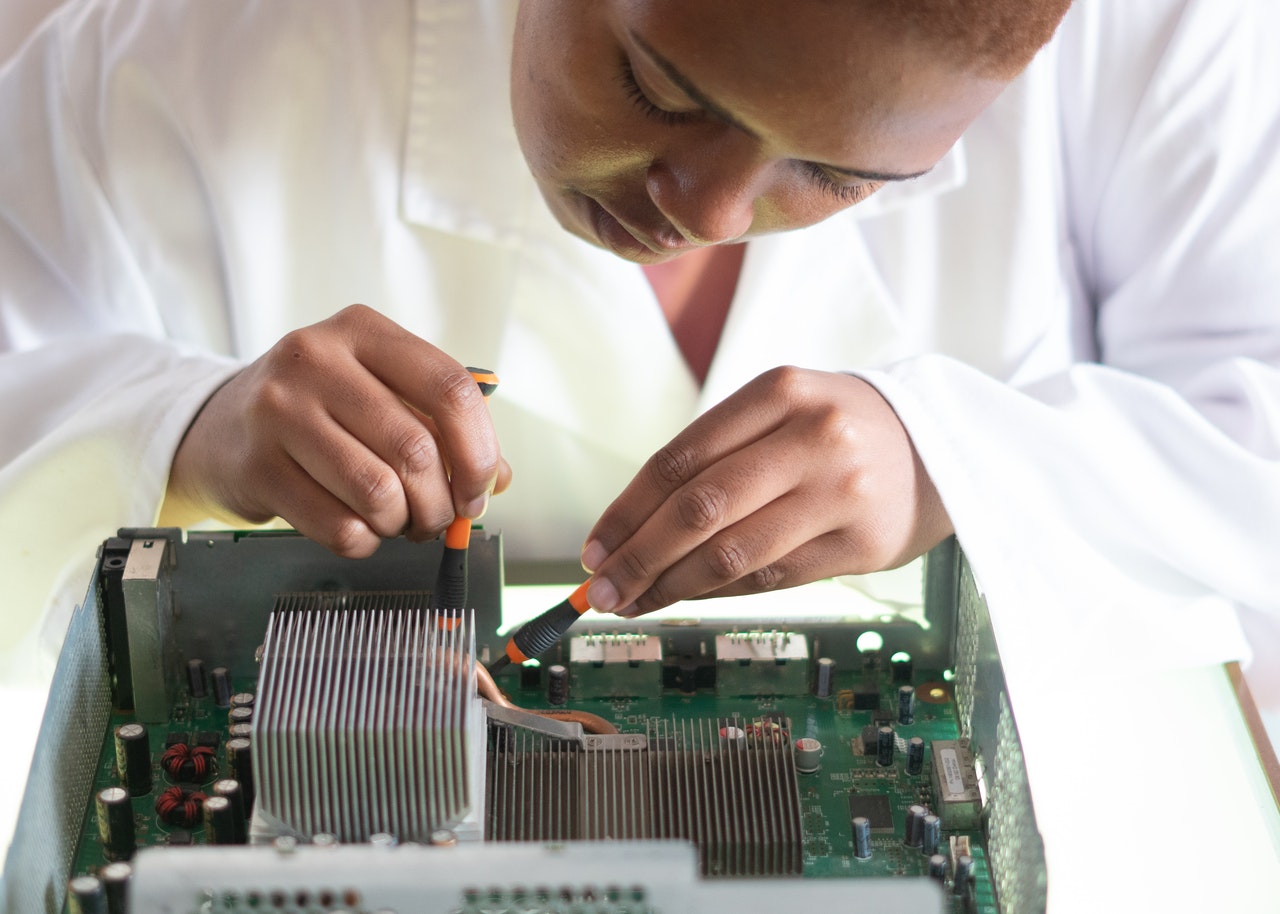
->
[1,0,1279,713]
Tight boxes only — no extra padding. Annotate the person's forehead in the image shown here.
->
[615,0,1007,175]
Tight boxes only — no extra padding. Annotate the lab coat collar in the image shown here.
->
[400,0,970,244]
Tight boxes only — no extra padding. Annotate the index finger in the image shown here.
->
[582,369,801,610]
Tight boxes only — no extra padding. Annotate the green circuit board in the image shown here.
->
[69,658,991,914]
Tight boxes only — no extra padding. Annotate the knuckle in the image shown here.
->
[649,443,698,487]
[333,302,375,327]
[435,367,483,415]
[617,549,655,585]
[760,364,810,401]
[746,562,785,593]
[633,585,670,616]
[394,428,439,476]
[345,460,401,514]
[326,517,376,558]
[704,538,752,584]
[674,481,729,533]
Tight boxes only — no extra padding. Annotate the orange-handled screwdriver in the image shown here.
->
[486,580,592,676]
[432,367,498,627]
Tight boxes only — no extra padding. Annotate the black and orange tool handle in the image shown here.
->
[432,367,497,623]
[487,581,591,675]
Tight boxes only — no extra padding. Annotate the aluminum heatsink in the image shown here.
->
[253,592,484,843]
[486,716,803,876]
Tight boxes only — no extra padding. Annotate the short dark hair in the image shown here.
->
[871,0,1074,78]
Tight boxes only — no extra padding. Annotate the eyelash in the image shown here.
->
[618,58,695,126]
[618,56,876,205]
[802,163,876,204]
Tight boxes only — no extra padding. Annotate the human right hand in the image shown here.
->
[160,304,510,558]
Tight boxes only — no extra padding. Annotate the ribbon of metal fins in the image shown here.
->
[254,592,484,843]
[485,716,804,877]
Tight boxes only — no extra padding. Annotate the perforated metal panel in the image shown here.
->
[2,581,112,914]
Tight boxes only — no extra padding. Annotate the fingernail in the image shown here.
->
[463,492,489,520]
[581,539,608,573]
[586,576,619,613]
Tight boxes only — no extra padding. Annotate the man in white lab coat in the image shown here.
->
[1,0,1278,725]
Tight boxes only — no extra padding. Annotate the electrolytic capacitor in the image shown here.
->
[67,875,105,914]
[114,723,152,796]
[907,736,925,776]
[229,692,255,709]
[794,737,823,773]
[891,652,913,683]
[921,813,941,856]
[226,737,254,810]
[228,706,253,725]
[95,787,135,861]
[954,854,975,894]
[897,684,915,725]
[186,659,207,699]
[99,861,132,914]
[212,778,247,843]
[876,726,895,767]
[929,853,948,881]
[546,664,569,706]
[814,657,835,698]
[904,804,927,847]
[228,723,253,739]
[210,667,233,708]
[203,795,237,844]
[852,816,872,859]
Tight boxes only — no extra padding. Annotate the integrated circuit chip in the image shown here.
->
[848,793,894,833]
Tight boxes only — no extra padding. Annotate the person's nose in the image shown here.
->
[645,129,766,246]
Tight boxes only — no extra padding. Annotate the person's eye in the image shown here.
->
[802,163,879,205]
[618,58,697,126]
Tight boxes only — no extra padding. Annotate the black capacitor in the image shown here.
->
[814,657,835,698]
[546,664,569,706]
[228,707,253,725]
[226,737,254,810]
[929,854,948,881]
[212,779,248,843]
[203,795,238,845]
[904,804,926,847]
[891,653,913,683]
[897,684,915,725]
[921,813,941,856]
[875,726,895,767]
[67,875,106,914]
[113,723,152,796]
[99,861,132,914]
[954,854,975,894]
[95,786,135,861]
[228,723,253,739]
[852,816,872,859]
[186,659,207,699]
[229,692,255,709]
[211,667,233,708]
[906,736,925,776]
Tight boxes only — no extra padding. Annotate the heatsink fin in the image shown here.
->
[254,592,481,842]
[486,717,803,877]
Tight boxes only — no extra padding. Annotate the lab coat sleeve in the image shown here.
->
[857,0,1280,683]
[0,6,242,658]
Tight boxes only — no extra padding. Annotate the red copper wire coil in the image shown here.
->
[154,785,208,828]
[160,743,216,782]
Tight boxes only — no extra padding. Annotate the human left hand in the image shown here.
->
[580,367,954,616]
